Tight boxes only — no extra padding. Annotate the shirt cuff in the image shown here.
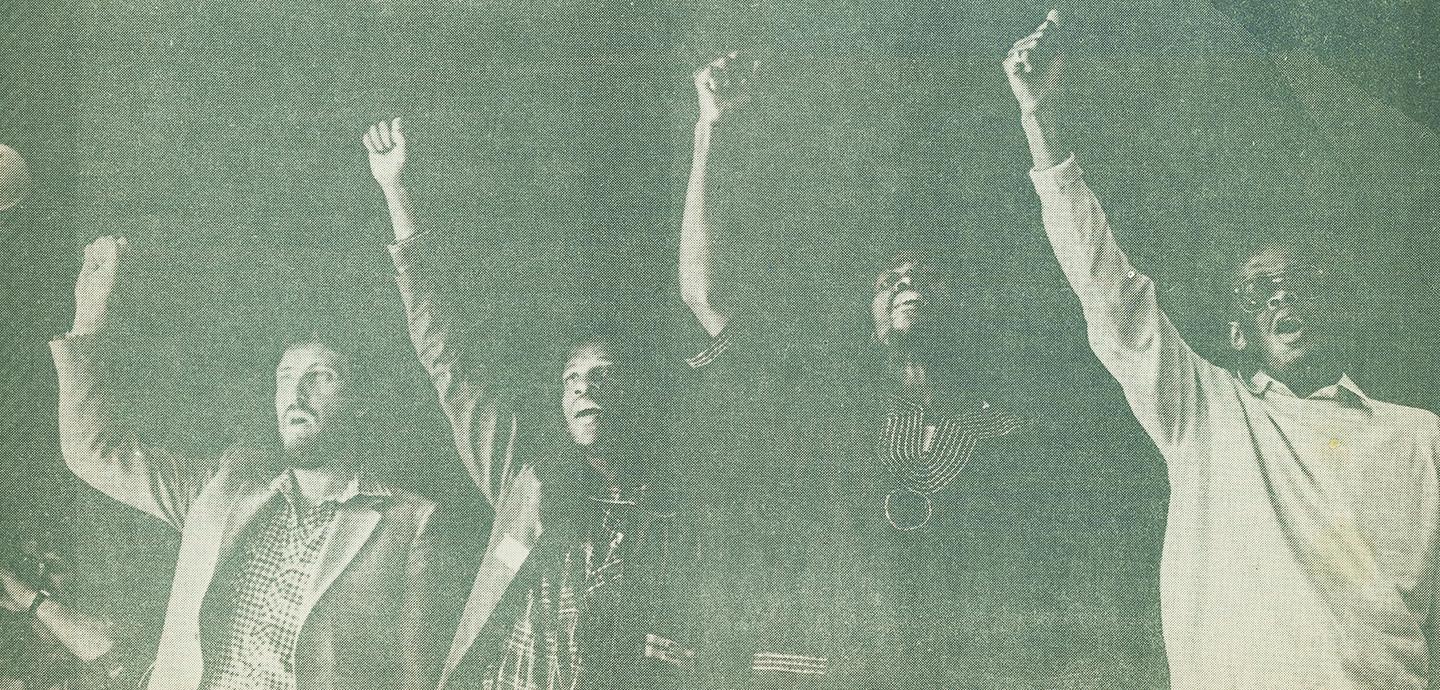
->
[1028,152,1082,198]
[387,230,437,275]
[685,322,735,369]
[50,330,102,352]
[751,651,828,677]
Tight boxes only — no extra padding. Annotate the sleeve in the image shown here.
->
[680,313,792,375]
[1029,155,1223,455]
[49,333,213,531]
[390,231,520,510]
[1429,421,1440,689]
[683,318,739,371]
[397,502,471,690]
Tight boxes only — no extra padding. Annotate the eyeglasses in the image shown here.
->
[1232,265,1329,313]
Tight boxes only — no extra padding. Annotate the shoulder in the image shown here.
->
[376,487,462,551]
[1369,397,1440,431]
[380,486,441,522]
[212,443,278,487]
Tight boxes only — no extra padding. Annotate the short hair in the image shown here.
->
[549,318,658,387]
[279,332,356,374]
[1226,241,1323,285]
[268,325,373,398]
[874,250,935,281]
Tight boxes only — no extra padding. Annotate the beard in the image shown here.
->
[280,425,352,470]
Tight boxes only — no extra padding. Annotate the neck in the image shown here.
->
[1265,361,1343,399]
[900,359,931,403]
[582,447,623,492]
[885,344,933,404]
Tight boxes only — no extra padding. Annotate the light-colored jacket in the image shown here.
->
[51,333,457,690]
[388,235,543,690]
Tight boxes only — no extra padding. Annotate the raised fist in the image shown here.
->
[1004,10,1063,117]
[71,234,127,337]
[363,117,407,190]
[694,52,759,124]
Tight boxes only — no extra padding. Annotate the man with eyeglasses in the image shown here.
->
[1008,10,1440,690]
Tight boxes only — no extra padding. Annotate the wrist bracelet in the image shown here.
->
[27,588,50,616]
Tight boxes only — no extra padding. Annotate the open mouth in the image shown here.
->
[285,408,316,426]
[1274,314,1305,338]
[891,291,924,311]
[573,407,602,420]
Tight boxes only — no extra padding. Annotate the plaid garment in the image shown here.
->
[199,471,387,690]
[481,496,636,690]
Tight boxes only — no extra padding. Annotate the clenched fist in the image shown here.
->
[1004,10,1063,118]
[71,235,127,337]
[363,117,407,192]
[694,52,759,124]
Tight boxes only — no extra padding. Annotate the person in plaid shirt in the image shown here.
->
[363,119,700,690]
[51,235,465,690]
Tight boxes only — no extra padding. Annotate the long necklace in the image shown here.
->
[878,397,1022,531]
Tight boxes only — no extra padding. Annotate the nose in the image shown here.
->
[295,373,320,404]
[895,274,913,290]
[1267,289,1294,309]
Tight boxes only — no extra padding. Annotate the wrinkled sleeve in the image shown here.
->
[51,334,213,531]
[391,232,521,510]
[1030,156,1222,456]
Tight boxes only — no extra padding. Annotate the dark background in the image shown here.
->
[2,0,1437,686]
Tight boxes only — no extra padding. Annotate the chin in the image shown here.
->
[568,430,598,448]
[281,432,342,468]
[887,319,931,346]
[891,311,923,332]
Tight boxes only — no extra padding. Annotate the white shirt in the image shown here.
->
[1032,155,1440,690]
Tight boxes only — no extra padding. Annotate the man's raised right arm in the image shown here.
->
[679,53,766,371]
[51,235,208,530]
[1004,11,1216,453]
[364,118,513,508]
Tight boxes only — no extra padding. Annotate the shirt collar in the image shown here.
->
[1245,370,1372,409]
[268,468,393,507]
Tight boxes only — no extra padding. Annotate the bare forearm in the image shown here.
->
[28,596,117,662]
[382,182,418,243]
[1005,11,1067,171]
[1021,110,1065,171]
[680,117,728,336]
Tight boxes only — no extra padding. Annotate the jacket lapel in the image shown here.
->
[215,484,280,570]
[299,498,384,623]
[439,465,543,690]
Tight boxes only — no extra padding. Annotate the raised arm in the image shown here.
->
[365,117,418,243]
[364,119,515,508]
[50,236,210,530]
[680,53,756,338]
[1004,12,1218,453]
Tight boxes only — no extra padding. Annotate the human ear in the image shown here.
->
[1228,322,1247,352]
[871,291,892,343]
